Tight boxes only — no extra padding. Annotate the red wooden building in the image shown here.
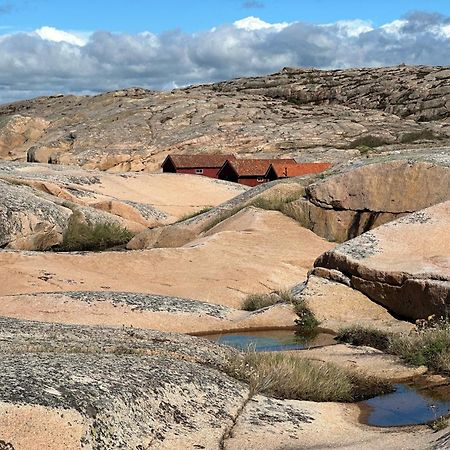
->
[161,154,236,178]
[265,162,332,181]
[217,158,296,186]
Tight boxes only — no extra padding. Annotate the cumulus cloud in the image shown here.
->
[1,12,450,103]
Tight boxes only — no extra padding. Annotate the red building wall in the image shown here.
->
[238,177,267,187]
[175,168,220,178]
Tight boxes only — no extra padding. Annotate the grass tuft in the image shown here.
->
[60,211,134,251]
[294,299,320,333]
[336,326,392,352]
[177,206,213,222]
[226,351,391,402]
[241,289,298,311]
[349,135,390,149]
[337,323,450,375]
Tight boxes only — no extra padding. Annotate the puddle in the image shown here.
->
[203,329,336,352]
[359,382,450,427]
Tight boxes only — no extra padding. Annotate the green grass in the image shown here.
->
[294,299,320,333]
[226,351,392,402]
[241,289,297,311]
[336,326,392,352]
[349,135,390,149]
[337,324,450,375]
[60,211,134,251]
[177,206,213,222]
[399,129,437,144]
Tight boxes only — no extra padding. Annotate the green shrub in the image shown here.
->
[399,129,436,144]
[60,212,134,251]
[338,324,450,375]
[349,135,390,149]
[336,326,392,352]
[390,325,450,374]
[226,351,391,402]
[294,299,320,333]
[241,289,297,311]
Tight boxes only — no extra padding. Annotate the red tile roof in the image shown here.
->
[225,159,297,177]
[268,162,332,178]
[164,154,236,169]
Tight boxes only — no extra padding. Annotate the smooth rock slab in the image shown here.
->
[314,201,450,319]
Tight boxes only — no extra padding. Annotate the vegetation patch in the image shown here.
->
[399,129,437,144]
[177,206,213,222]
[226,351,392,402]
[336,326,392,352]
[337,322,450,375]
[241,289,296,311]
[349,134,391,149]
[294,299,320,333]
[60,211,134,251]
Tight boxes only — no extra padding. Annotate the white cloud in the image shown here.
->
[0,12,450,104]
[234,16,289,32]
[35,26,88,46]
[332,19,373,37]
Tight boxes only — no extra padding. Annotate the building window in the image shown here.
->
[256,178,265,183]
[195,169,204,174]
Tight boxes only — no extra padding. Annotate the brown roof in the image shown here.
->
[268,162,332,178]
[163,154,236,169]
[225,159,297,177]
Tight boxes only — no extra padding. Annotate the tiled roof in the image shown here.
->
[226,159,297,177]
[164,154,236,169]
[268,162,332,177]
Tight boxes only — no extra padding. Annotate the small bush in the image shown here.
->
[349,135,390,149]
[430,416,449,431]
[400,129,436,144]
[336,326,392,352]
[390,325,450,374]
[60,212,134,251]
[294,299,320,333]
[226,351,392,402]
[241,289,296,311]
[338,324,450,375]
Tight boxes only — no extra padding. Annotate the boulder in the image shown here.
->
[313,202,450,320]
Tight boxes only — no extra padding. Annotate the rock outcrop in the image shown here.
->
[1,66,449,172]
[311,201,450,320]
[0,161,244,250]
[291,152,450,241]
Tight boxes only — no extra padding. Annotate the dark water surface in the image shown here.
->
[360,382,450,427]
[203,329,336,352]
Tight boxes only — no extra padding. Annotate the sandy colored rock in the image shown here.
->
[2,66,450,172]
[0,292,297,333]
[286,344,427,382]
[315,202,450,319]
[224,395,449,450]
[0,161,246,249]
[297,275,414,334]
[0,209,333,307]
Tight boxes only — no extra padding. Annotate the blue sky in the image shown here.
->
[3,0,450,34]
[1,0,450,103]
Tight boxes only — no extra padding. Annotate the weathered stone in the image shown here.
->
[314,202,450,319]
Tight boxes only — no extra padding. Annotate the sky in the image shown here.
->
[1,0,450,103]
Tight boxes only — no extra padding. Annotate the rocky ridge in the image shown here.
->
[0,66,449,172]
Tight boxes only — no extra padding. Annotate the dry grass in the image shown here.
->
[226,351,391,402]
[241,289,296,311]
[337,323,450,375]
[177,206,213,222]
[60,211,134,251]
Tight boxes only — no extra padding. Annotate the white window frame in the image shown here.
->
[195,168,204,174]
[256,177,265,183]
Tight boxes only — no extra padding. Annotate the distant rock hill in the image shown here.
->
[0,65,449,172]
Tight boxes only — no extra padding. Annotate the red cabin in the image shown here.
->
[265,162,332,181]
[217,158,296,186]
[161,154,236,178]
